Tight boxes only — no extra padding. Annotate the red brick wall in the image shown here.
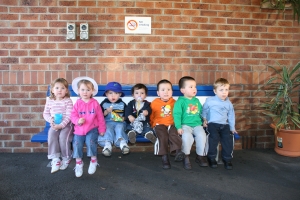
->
[0,0,300,152]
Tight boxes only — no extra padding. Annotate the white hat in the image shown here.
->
[72,76,98,96]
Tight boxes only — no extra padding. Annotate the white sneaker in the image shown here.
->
[127,130,136,144]
[51,158,61,173]
[102,145,112,157]
[145,131,157,143]
[60,158,71,170]
[121,144,130,155]
[74,161,84,177]
[88,161,99,175]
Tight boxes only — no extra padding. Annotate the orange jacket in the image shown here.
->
[150,97,176,127]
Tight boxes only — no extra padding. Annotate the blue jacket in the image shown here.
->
[201,95,235,131]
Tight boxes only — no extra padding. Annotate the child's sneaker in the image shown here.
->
[121,144,130,155]
[102,146,112,157]
[145,131,156,143]
[60,158,71,170]
[88,160,99,175]
[74,161,84,177]
[51,158,61,173]
[127,130,136,144]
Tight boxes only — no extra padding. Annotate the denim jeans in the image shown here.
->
[207,123,233,162]
[72,127,98,159]
[98,121,128,148]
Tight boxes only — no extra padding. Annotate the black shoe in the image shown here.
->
[162,155,171,169]
[195,155,208,167]
[174,150,185,162]
[223,160,233,170]
[208,158,218,168]
[183,155,192,170]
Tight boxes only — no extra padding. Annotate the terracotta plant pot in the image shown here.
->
[271,124,300,157]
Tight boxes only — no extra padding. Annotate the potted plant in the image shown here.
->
[259,61,300,157]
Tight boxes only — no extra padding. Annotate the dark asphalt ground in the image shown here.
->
[0,149,300,200]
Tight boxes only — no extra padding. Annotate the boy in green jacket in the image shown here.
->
[173,76,208,170]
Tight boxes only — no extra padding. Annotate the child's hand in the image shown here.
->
[202,119,208,127]
[78,118,85,125]
[142,110,148,116]
[51,124,62,131]
[128,115,135,123]
[177,129,183,135]
[99,132,105,136]
[106,106,113,113]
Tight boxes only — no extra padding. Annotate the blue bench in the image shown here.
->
[31,85,214,143]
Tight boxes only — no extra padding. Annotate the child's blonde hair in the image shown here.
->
[213,78,230,90]
[49,78,70,100]
[77,79,95,98]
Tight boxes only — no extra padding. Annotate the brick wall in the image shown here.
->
[0,0,300,153]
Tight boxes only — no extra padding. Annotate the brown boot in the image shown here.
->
[195,155,208,167]
[183,155,192,170]
[162,155,171,169]
[174,149,185,162]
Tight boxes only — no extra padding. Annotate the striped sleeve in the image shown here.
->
[43,99,52,123]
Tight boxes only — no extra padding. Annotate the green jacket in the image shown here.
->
[173,96,203,129]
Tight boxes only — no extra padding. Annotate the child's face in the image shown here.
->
[157,83,173,101]
[214,84,230,100]
[133,88,146,102]
[78,83,94,101]
[105,90,121,103]
[180,80,197,99]
[52,82,67,100]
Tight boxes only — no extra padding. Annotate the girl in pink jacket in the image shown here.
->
[71,77,106,178]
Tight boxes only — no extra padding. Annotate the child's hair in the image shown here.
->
[131,83,148,95]
[77,79,94,98]
[178,76,195,89]
[49,78,70,100]
[157,79,173,91]
[213,78,230,90]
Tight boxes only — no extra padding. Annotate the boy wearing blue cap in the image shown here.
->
[98,82,129,156]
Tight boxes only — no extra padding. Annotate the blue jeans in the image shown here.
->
[207,123,234,162]
[72,128,98,159]
[98,121,128,148]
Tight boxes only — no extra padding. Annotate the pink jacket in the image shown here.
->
[71,98,106,135]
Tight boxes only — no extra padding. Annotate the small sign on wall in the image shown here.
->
[125,17,151,34]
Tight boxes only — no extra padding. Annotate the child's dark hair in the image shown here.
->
[214,78,230,90]
[50,78,70,100]
[157,79,173,91]
[131,83,148,95]
[178,76,195,89]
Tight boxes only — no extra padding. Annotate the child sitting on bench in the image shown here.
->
[98,82,130,157]
[43,78,74,174]
[125,83,156,144]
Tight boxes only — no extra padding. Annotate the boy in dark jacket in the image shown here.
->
[125,83,156,144]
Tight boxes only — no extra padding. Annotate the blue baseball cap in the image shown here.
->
[103,82,124,97]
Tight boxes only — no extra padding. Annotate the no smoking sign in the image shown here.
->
[127,20,138,30]
[125,17,151,34]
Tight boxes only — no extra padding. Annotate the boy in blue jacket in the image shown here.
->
[201,78,237,170]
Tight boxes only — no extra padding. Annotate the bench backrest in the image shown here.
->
[46,85,214,105]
